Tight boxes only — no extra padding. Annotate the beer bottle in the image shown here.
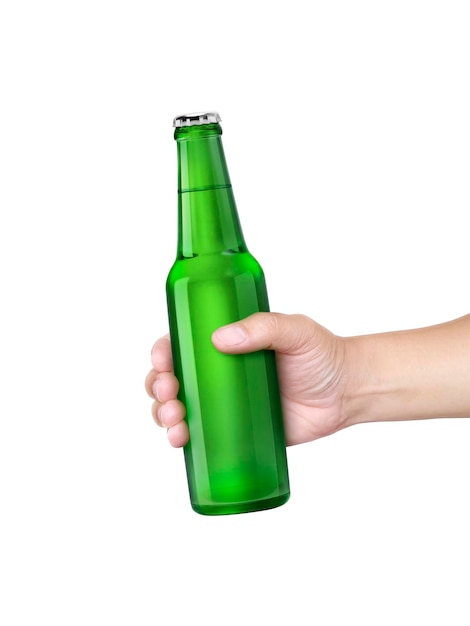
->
[166,112,290,515]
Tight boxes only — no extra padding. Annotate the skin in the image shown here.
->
[144,312,470,448]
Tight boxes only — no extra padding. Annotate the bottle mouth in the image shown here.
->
[173,112,221,128]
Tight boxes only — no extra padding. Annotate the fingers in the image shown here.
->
[167,421,190,448]
[151,334,173,372]
[152,398,186,429]
[151,371,180,402]
[149,388,188,448]
[145,368,158,398]
[146,334,189,448]
[212,312,317,355]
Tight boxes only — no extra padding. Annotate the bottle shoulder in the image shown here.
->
[167,251,265,284]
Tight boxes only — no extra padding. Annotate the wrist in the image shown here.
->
[340,333,403,430]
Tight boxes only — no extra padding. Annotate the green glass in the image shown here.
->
[166,112,290,515]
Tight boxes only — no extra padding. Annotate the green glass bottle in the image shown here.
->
[166,112,290,515]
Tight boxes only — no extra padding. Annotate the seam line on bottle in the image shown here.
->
[178,184,232,194]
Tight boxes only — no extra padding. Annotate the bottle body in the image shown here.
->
[167,113,290,515]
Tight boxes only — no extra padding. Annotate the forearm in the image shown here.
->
[343,314,470,427]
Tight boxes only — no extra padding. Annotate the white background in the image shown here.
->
[1,1,469,624]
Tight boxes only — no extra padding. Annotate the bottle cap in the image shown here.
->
[173,112,221,127]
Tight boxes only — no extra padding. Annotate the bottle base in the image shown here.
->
[191,492,290,516]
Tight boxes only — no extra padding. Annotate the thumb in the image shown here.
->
[212,312,315,355]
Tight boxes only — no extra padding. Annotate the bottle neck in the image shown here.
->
[175,123,247,258]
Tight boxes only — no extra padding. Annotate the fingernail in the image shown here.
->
[158,405,165,426]
[213,325,247,346]
[152,381,160,401]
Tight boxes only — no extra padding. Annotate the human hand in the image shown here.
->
[145,313,349,448]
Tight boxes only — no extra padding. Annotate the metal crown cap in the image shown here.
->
[173,111,221,128]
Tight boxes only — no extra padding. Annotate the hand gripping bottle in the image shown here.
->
[166,112,290,515]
